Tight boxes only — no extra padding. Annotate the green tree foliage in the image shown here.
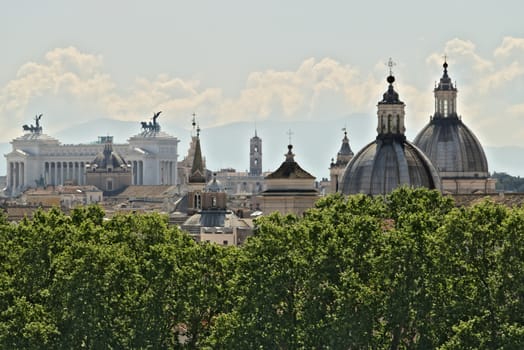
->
[0,206,236,349]
[493,171,524,192]
[208,188,523,349]
[1,188,523,349]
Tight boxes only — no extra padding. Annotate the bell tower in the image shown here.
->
[249,130,262,176]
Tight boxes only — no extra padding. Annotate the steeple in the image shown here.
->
[337,128,354,161]
[189,125,206,184]
[329,128,354,193]
[376,59,406,141]
[433,60,458,119]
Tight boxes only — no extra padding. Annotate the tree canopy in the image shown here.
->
[1,188,523,349]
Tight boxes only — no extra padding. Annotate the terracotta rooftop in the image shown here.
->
[113,185,178,199]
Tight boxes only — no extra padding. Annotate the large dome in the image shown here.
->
[413,117,489,177]
[341,138,440,195]
[341,71,441,195]
[413,62,489,178]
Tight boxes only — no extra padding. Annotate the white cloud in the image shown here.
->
[507,103,524,116]
[1,38,523,150]
[426,38,493,72]
[422,37,524,146]
[477,61,524,92]
[0,47,114,139]
[216,57,374,124]
[494,37,524,57]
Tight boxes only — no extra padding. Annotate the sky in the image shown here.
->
[2,0,524,177]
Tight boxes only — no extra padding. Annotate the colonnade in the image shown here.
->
[7,158,177,192]
[132,160,144,185]
[160,160,176,185]
[8,162,25,189]
[44,161,86,185]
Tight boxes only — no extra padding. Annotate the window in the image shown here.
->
[254,146,258,152]
[223,240,228,245]
[107,179,113,191]
[254,159,258,165]
[194,193,201,209]
[443,100,448,117]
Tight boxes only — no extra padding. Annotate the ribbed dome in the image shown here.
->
[341,69,441,195]
[413,62,489,178]
[341,138,440,195]
[414,117,488,177]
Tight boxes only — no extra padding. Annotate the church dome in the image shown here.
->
[413,62,489,178]
[341,138,440,194]
[413,118,489,176]
[91,141,128,169]
[341,69,440,195]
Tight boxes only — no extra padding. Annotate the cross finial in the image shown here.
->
[287,129,294,145]
[191,113,197,134]
[443,54,447,63]
[388,57,396,76]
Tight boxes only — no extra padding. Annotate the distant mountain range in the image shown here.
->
[1,117,523,179]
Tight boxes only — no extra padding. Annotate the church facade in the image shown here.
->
[5,115,179,197]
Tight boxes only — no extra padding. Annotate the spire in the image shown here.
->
[191,112,197,137]
[337,127,354,157]
[189,126,206,183]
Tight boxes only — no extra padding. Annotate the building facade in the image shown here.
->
[259,144,319,216]
[85,137,132,194]
[5,116,178,197]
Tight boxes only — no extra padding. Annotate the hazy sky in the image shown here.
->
[2,1,524,174]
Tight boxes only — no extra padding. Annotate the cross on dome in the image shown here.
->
[388,57,396,76]
[287,129,294,145]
